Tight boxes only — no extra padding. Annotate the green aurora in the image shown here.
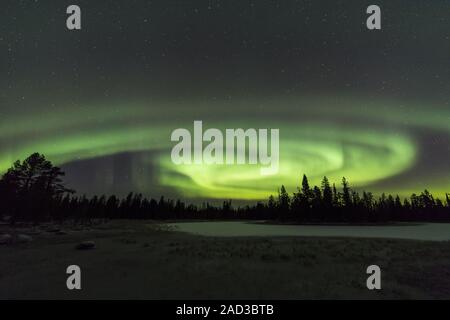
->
[0,95,448,200]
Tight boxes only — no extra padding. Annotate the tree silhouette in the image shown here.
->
[321,177,333,208]
[278,185,290,217]
[301,174,311,196]
[0,154,449,224]
[0,153,73,223]
[342,177,352,208]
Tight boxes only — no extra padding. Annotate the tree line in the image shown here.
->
[0,153,449,224]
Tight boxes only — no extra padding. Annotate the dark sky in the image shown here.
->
[1,0,449,201]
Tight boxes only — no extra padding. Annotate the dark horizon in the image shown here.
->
[1,152,449,224]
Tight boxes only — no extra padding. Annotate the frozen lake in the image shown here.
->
[167,221,450,241]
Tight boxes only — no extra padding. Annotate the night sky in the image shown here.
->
[1,0,449,201]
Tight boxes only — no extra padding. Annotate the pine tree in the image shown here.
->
[342,177,352,208]
[0,153,73,223]
[321,176,333,208]
[332,183,339,207]
[278,185,290,214]
[301,174,311,197]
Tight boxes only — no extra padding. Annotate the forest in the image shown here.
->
[0,153,449,224]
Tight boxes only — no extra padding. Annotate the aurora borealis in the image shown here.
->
[1,0,449,201]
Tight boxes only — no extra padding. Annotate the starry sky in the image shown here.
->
[0,0,449,202]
